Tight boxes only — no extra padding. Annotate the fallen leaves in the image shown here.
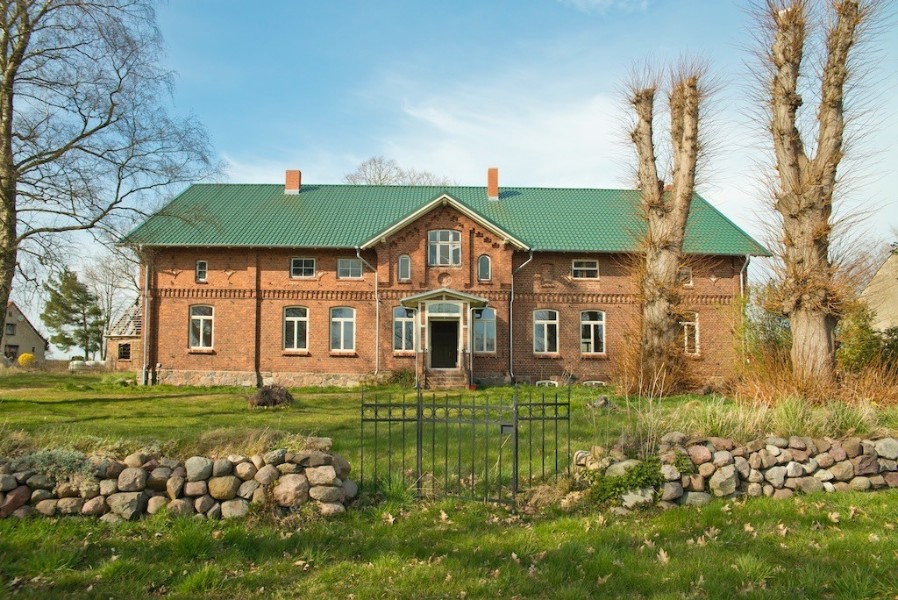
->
[657,548,670,565]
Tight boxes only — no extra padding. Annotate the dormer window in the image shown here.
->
[428,230,461,266]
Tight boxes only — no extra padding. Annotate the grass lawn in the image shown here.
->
[1,372,898,598]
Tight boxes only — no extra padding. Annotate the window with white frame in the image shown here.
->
[337,258,363,279]
[533,309,558,354]
[580,311,605,354]
[397,255,411,282]
[290,257,316,278]
[189,305,213,349]
[473,308,497,353]
[195,260,208,283]
[284,307,309,350]
[571,259,599,279]
[330,307,355,351]
[392,307,415,352]
[677,266,693,287]
[477,255,492,281]
[679,311,699,355]
[428,230,461,266]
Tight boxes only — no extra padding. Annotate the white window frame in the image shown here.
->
[290,257,316,279]
[392,307,415,352]
[195,260,208,283]
[679,311,699,355]
[477,255,492,282]
[330,307,356,352]
[677,266,694,287]
[283,306,309,351]
[189,305,214,349]
[473,308,497,353]
[337,258,363,279]
[397,254,411,282]
[533,309,558,354]
[428,230,462,266]
[571,259,599,280]
[580,311,606,355]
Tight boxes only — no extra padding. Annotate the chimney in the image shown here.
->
[487,167,499,201]
[285,169,301,194]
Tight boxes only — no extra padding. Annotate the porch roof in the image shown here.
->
[399,287,489,309]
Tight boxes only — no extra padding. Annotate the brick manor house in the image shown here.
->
[120,169,768,388]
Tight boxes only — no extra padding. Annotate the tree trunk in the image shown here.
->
[790,308,836,383]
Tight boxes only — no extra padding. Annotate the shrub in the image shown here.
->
[17,449,91,478]
[837,304,882,373]
[17,353,36,368]
[387,369,416,388]
[588,456,664,506]
[248,385,294,408]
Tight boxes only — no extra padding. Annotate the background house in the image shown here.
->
[861,249,898,331]
[2,302,49,365]
[105,304,143,372]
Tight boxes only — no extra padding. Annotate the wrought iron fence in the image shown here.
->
[360,385,570,504]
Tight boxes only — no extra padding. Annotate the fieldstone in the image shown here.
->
[777,449,794,464]
[171,466,186,479]
[208,459,230,477]
[785,477,799,490]
[306,465,340,487]
[147,468,171,492]
[802,458,819,475]
[237,480,260,500]
[0,473,17,492]
[30,488,53,503]
[712,451,734,467]
[167,498,194,517]
[657,500,678,510]
[874,438,898,461]
[765,466,787,488]
[852,454,879,477]
[123,451,149,468]
[184,481,207,497]
[250,454,265,469]
[833,482,851,492]
[605,459,642,478]
[263,448,287,466]
[660,464,680,481]
[79,480,100,500]
[842,438,862,459]
[830,446,847,462]
[117,468,147,492]
[849,477,871,491]
[254,464,280,485]
[795,477,824,494]
[332,454,351,480]
[823,482,836,493]
[885,472,898,488]
[81,496,108,516]
[167,475,185,500]
[708,437,734,451]
[293,451,332,467]
[772,488,793,500]
[862,441,877,457]
[687,446,712,465]
[814,438,832,453]
[146,496,168,514]
[814,469,834,482]
[194,494,215,514]
[235,462,257,481]
[185,457,213,482]
[679,491,712,507]
[661,431,687,445]
[709,465,738,497]
[107,492,148,520]
[342,479,358,501]
[878,459,897,472]
[252,487,266,505]
[698,463,717,478]
[318,502,346,517]
[310,485,343,503]
[746,440,765,453]
[791,449,809,463]
[763,484,774,497]
[785,462,804,478]
[221,498,250,519]
[661,481,683,501]
[13,470,34,483]
[26,474,53,490]
[35,499,57,516]
[831,461,854,481]
[206,502,222,519]
[306,436,334,451]
[277,463,302,475]
[767,437,788,448]
[870,475,886,489]
[759,449,777,469]
[817,452,835,468]
[788,436,806,450]
[272,474,309,507]
[55,481,79,498]
[734,456,750,479]
[159,457,181,470]
[684,474,705,492]
[748,469,764,483]
[747,482,763,497]
[99,479,118,496]
[766,445,782,458]
[208,476,241,501]
[748,453,762,470]
[99,513,123,525]
[0,486,30,517]
[57,497,83,514]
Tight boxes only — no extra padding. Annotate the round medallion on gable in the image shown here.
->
[438,273,452,287]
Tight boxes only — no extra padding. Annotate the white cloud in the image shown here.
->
[556,0,649,14]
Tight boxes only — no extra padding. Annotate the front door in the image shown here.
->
[430,321,458,368]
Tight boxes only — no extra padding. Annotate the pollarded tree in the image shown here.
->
[758,0,875,385]
[41,269,105,360]
[628,66,708,394]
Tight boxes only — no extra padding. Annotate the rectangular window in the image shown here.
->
[330,307,355,351]
[4,345,18,360]
[533,310,558,354]
[118,343,131,360]
[195,260,208,283]
[580,311,605,354]
[284,307,309,350]
[474,308,497,353]
[571,260,599,279]
[4,323,15,336]
[290,258,316,278]
[679,312,699,355]
[189,305,214,349]
[397,255,411,282]
[393,307,415,351]
[428,230,461,266]
[337,258,363,279]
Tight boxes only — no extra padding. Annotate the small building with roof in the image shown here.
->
[2,301,49,365]
[105,303,143,372]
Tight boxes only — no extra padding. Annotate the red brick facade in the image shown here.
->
[139,203,747,387]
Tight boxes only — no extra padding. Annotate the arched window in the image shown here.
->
[473,308,496,353]
[397,254,411,282]
[428,230,461,266]
[533,309,558,354]
[477,255,492,281]
[679,311,699,355]
[330,307,356,351]
[580,311,605,354]
[393,307,415,351]
[284,307,309,350]
[189,305,213,349]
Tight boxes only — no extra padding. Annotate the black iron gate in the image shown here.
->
[360,385,570,504]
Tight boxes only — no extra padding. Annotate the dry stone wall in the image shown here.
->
[575,434,898,509]
[0,441,357,521]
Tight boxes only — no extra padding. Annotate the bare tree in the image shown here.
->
[344,156,452,185]
[0,0,217,336]
[83,246,140,359]
[758,0,875,385]
[628,65,708,394]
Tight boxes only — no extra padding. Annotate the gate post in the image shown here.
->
[415,384,423,498]
[512,384,519,500]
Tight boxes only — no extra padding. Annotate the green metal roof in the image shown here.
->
[123,184,770,256]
